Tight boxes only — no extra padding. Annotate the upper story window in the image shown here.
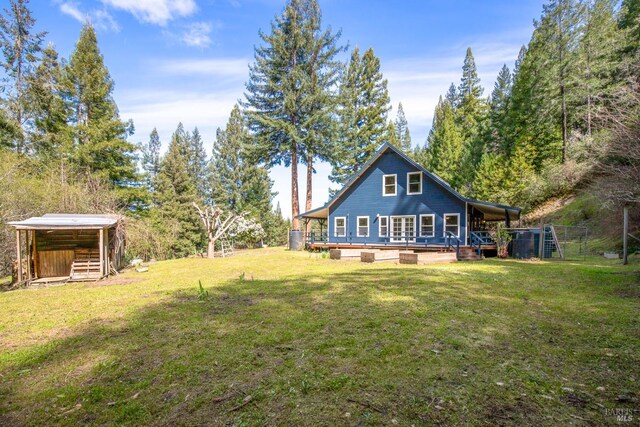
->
[383,174,397,196]
[334,217,346,237]
[407,172,422,195]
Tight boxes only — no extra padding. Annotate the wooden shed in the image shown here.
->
[8,214,125,285]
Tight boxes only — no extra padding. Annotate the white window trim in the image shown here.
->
[443,213,460,238]
[334,216,346,237]
[419,214,435,237]
[378,216,388,237]
[390,215,416,243]
[382,174,397,197]
[357,216,369,237]
[407,172,422,195]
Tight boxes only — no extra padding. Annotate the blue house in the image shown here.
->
[298,143,520,250]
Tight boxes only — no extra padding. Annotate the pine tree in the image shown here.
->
[456,47,489,187]
[575,0,621,136]
[211,104,273,217]
[393,102,412,151]
[535,0,582,163]
[244,0,342,230]
[27,43,69,158]
[153,135,203,258]
[330,47,391,184]
[63,24,136,187]
[426,96,465,189]
[0,0,46,153]
[185,126,210,201]
[487,64,512,154]
[140,128,161,192]
[445,83,458,108]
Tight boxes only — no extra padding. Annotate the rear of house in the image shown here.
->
[300,143,520,250]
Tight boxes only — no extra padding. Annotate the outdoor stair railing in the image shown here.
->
[445,231,462,259]
[469,231,494,255]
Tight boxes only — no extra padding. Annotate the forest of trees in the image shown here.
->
[0,0,638,272]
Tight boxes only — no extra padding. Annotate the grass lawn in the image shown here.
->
[1,248,639,426]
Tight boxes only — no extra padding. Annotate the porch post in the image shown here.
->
[505,209,511,228]
[16,230,22,283]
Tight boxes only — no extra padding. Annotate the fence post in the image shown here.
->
[623,206,629,265]
[538,221,544,259]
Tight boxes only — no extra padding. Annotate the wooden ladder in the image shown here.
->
[220,239,234,258]
[548,225,564,260]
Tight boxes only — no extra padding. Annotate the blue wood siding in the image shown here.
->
[328,150,467,245]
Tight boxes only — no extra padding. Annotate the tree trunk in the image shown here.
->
[561,83,567,163]
[291,142,300,230]
[305,153,313,235]
[207,233,215,259]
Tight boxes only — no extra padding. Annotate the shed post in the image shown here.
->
[99,228,105,277]
[623,206,629,265]
[16,230,22,283]
[26,230,32,282]
[32,231,38,278]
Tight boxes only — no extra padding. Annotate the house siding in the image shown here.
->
[328,150,467,245]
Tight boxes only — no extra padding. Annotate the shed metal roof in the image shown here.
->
[8,214,120,230]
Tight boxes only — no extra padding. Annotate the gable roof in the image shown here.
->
[8,213,120,230]
[298,142,521,220]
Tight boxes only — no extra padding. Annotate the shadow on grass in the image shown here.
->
[1,263,638,426]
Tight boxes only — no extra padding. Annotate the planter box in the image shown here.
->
[361,250,402,263]
[330,249,365,260]
[399,251,457,264]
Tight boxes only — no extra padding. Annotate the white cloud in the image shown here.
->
[58,2,120,31]
[159,57,249,76]
[101,0,197,26]
[59,2,85,22]
[182,22,213,48]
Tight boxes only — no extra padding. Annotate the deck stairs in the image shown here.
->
[457,246,482,261]
[69,249,102,281]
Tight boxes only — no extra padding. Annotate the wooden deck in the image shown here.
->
[307,242,496,252]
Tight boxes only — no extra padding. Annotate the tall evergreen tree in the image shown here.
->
[456,47,489,187]
[244,0,342,230]
[426,96,465,189]
[140,128,161,192]
[393,102,412,151]
[211,104,273,217]
[0,0,46,153]
[535,0,582,163]
[298,0,343,223]
[330,47,391,185]
[63,24,136,187]
[487,64,512,154]
[27,43,69,158]
[575,0,621,136]
[185,126,210,201]
[153,132,203,258]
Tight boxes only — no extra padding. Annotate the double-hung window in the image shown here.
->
[407,172,422,195]
[379,216,388,237]
[419,214,435,237]
[382,174,397,196]
[444,213,460,237]
[334,217,346,237]
[357,216,369,237]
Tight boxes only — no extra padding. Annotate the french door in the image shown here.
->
[390,216,415,242]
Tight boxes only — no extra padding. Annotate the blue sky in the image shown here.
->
[32,0,543,218]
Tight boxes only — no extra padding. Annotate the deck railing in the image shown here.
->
[445,231,461,258]
[469,231,495,255]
